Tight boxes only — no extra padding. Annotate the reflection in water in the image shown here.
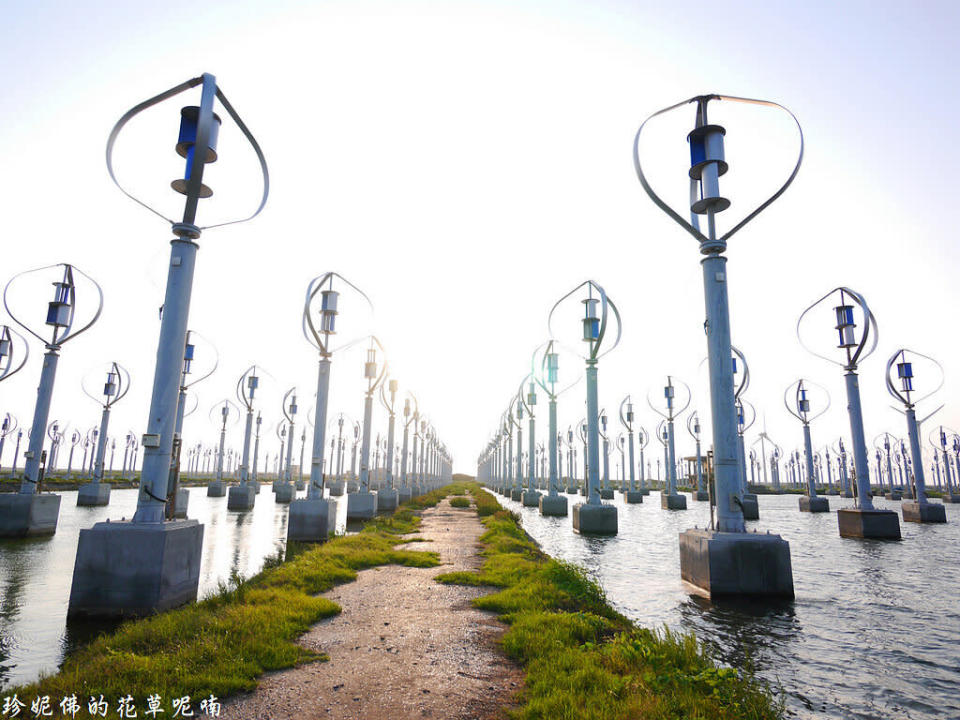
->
[492,489,960,720]
[0,486,348,689]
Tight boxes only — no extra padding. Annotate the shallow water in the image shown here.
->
[0,486,349,689]
[490,489,960,720]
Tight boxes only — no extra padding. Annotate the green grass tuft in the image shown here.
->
[449,496,471,508]
[446,482,783,720]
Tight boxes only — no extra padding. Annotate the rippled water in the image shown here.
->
[489,489,960,720]
[0,487,350,689]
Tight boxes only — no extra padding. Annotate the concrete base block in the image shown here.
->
[0,493,61,537]
[661,493,687,510]
[572,502,618,535]
[599,488,614,499]
[522,491,541,507]
[902,501,947,523]
[691,490,710,502]
[346,481,359,494]
[207,481,226,497]
[884,491,903,501]
[838,507,901,539]
[252,482,261,494]
[827,489,840,495]
[274,482,294,503]
[799,495,830,513]
[295,479,305,491]
[624,491,645,504]
[679,529,794,598]
[174,488,189,518]
[77,482,111,506]
[227,484,256,511]
[539,494,568,516]
[347,491,377,521]
[287,498,330,542]
[272,479,283,493]
[841,490,854,498]
[68,519,204,618]
[510,489,523,501]
[377,488,398,512]
[741,494,759,520]
[328,481,344,496]
[398,487,412,503]
[940,493,960,503]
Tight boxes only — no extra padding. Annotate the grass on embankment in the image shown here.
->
[11,488,462,707]
[438,483,784,720]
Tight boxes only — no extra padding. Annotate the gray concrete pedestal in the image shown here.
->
[624,491,645,504]
[328,481,345,496]
[902,501,946,524]
[346,481,359,494]
[295,479,305,491]
[661,493,687,510]
[741,494,759,520]
[691,490,710,502]
[539,494,568,516]
[287,498,330,542]
[207,480,226,497]
[252,482,261,494]
[398,487,412,503]
[274,482,294,503]
[510,489,523,501]
[377,488,398,512]
[599,488,614,500]
[799,496,830,513]
[940,493,960,503]
[174,488,189,518]
[679,528,794,598]
[77,482,111,507]
[347,491,377,521]
[884,491,903,501]
[0,493,61,537]
[68,519,204,618]
[837,507,901,539]
[522,490,541,507]
[572,502,618,535]
[227,484,256,511]
[272,479,284,493]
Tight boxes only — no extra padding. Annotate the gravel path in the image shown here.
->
[223,498,522,720]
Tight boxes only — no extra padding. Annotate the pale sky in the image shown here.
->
[1,0,958,475]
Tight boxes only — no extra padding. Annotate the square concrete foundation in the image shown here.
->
[287,498,330,542]
[68,519,204,618]
[522,490,541,507]
[539,494,568,516]
[274,482,294,503]
[272,479,284,493]
[941,493,960,503]
[661,493,687,510]
[884,491,902,501]
[691,490,710,502]
[328,481,345,496]
[398,487,412,503]
[841,490,854,498]
[227,484,257,511]
[295,479,305,491]
[377,488,398,512]
[346,481,359,494]
[510,489,523,501]
[77,482,111,506]
[902,501,946,523]
[207,480,226,497]
[600,488,614,500]
[347,491,377,521]
[174,488,189,518]
[252,482,261,494]
[799,496,830,513]
[624,491,645,504]
[572,502,618,535]
[0,493,61,537]
[838,507,901,539]
[679,529,794,598]
[741,494,759,520]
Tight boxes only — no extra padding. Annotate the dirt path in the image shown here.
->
[223,498,523,720]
